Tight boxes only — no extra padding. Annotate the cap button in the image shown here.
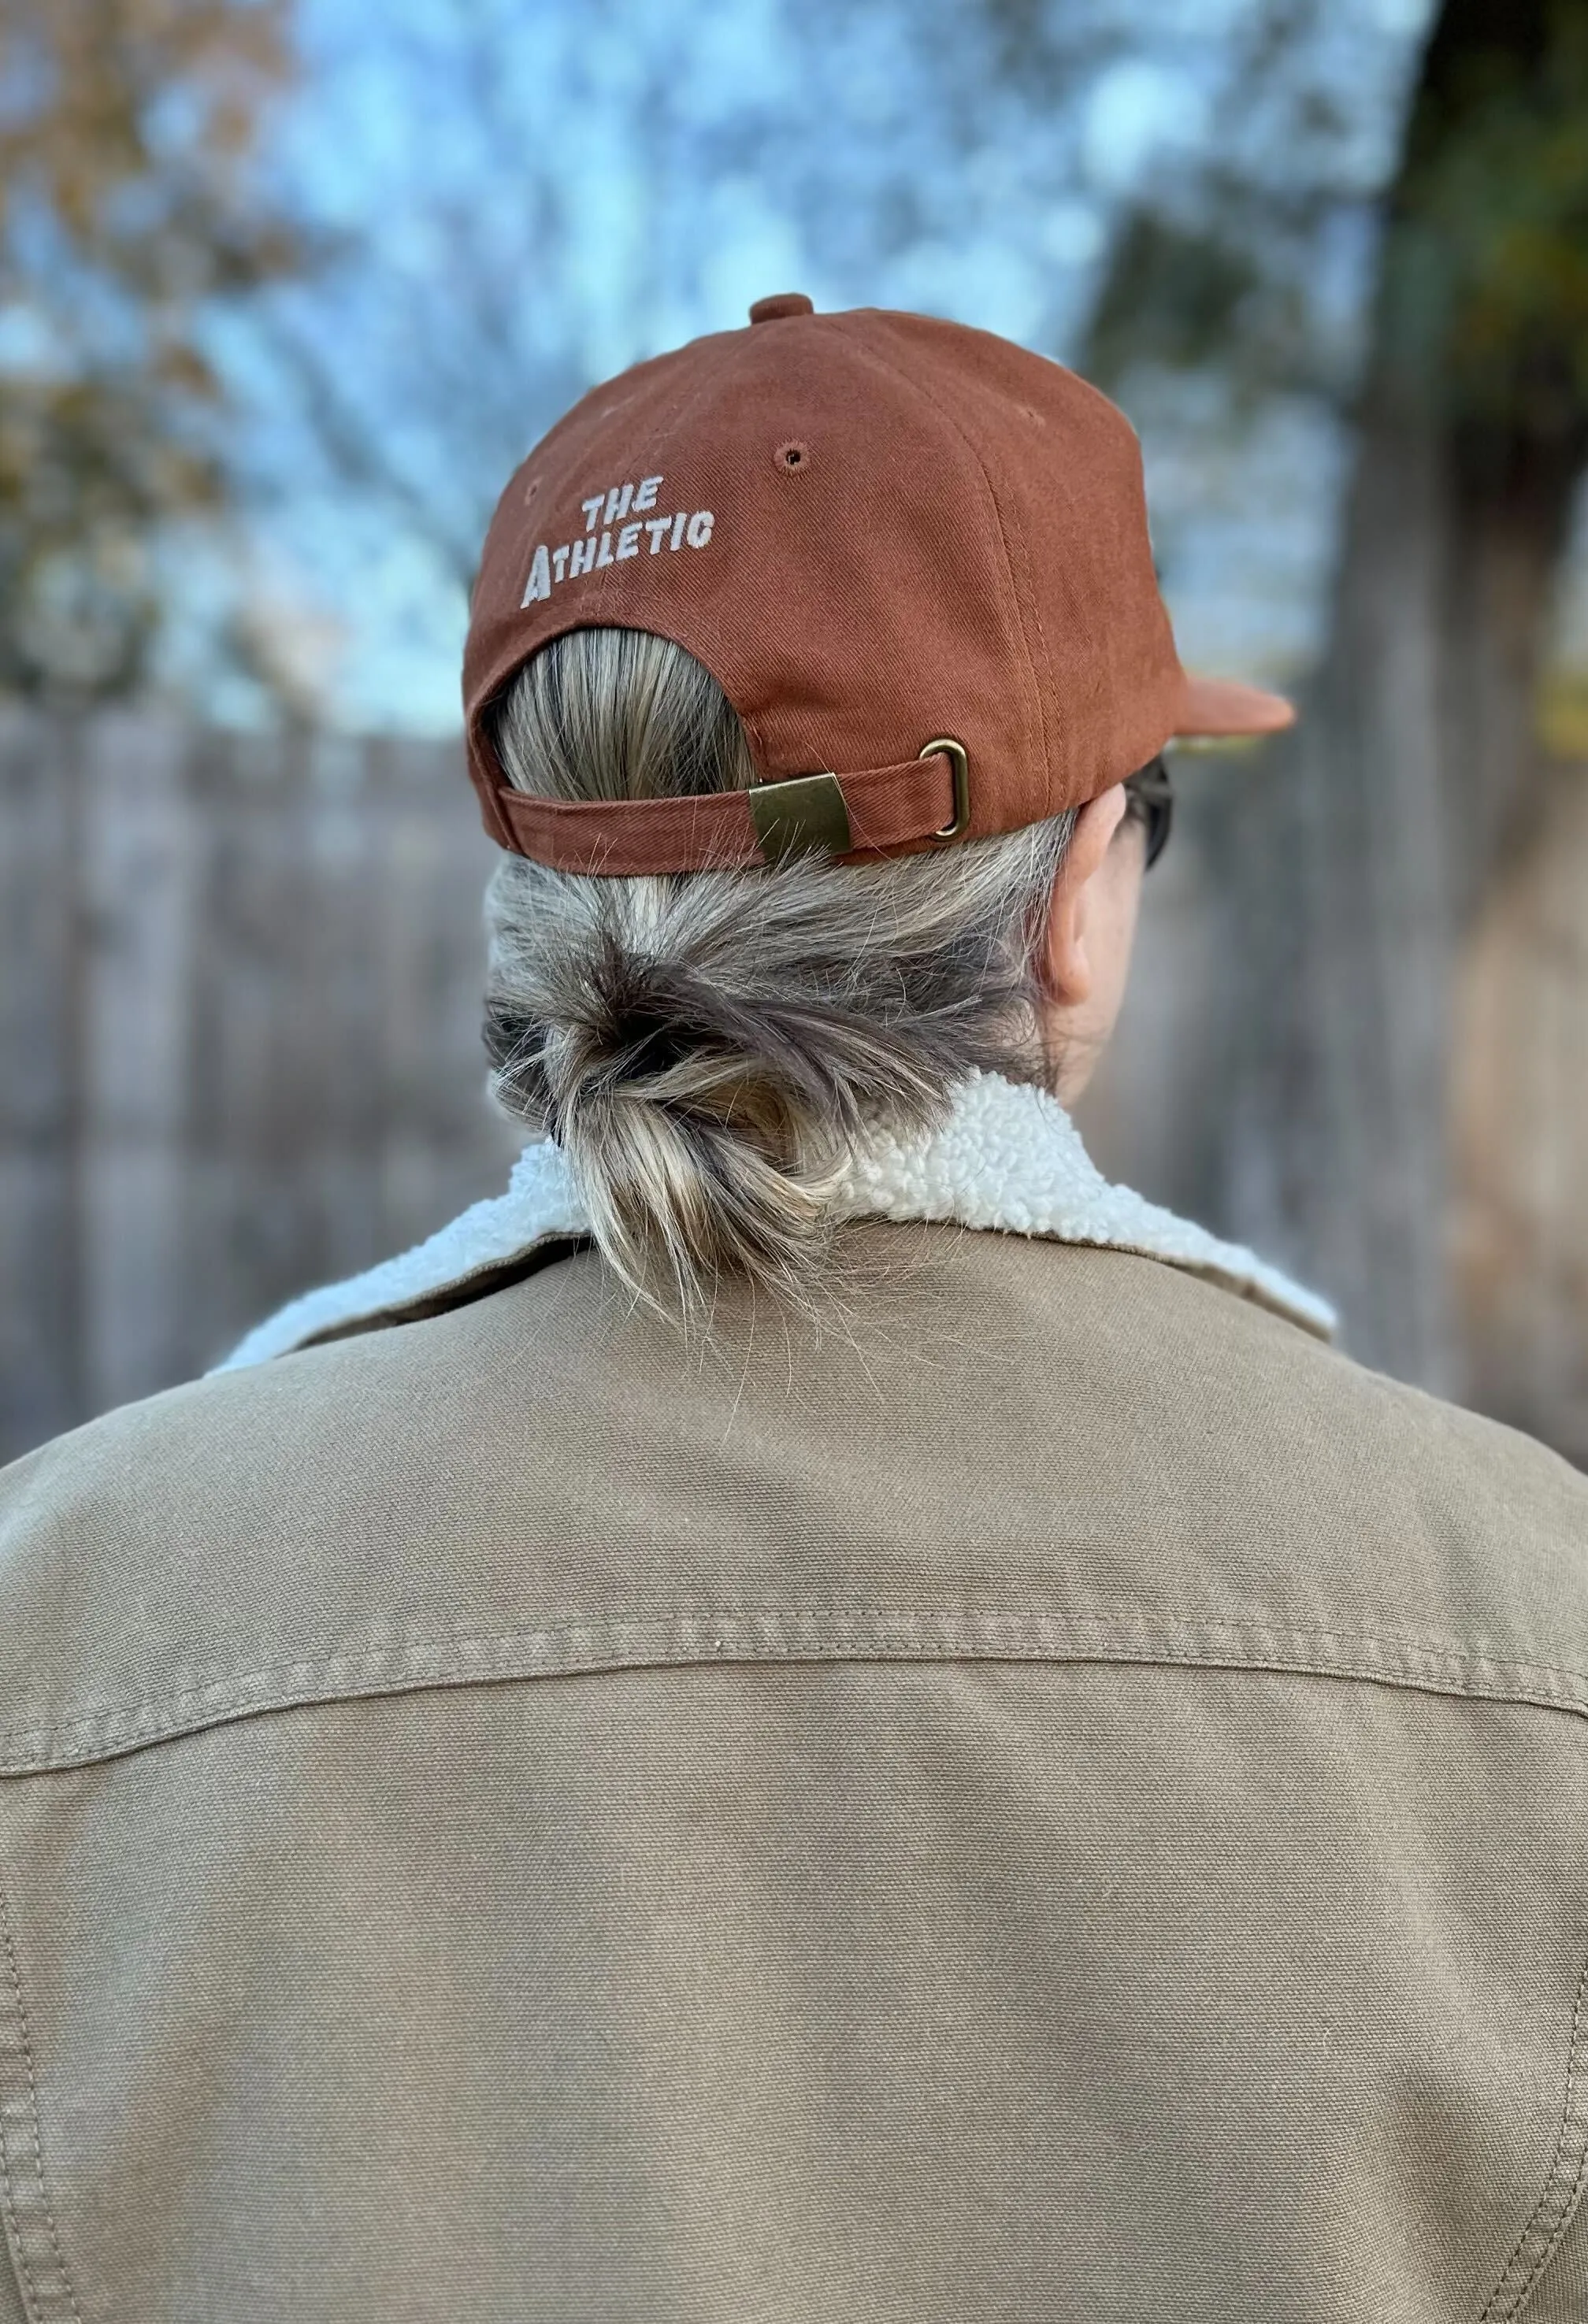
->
[748,292,814,324]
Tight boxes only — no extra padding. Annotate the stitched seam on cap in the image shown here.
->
[835,320,1050,797]
[7,1611,1588,1774]
[640,322,826,777]
[1479,1926,1588,2319]
[0,1876,83,2324]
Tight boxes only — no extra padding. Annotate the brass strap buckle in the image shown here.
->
[748,770,853,864]
[747,740,969,865]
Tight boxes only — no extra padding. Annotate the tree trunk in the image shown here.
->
[1218,0,1588,1394]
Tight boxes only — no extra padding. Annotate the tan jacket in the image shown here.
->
[2,1070,1586,2324]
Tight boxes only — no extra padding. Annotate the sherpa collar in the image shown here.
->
[213,1067,1336,1372]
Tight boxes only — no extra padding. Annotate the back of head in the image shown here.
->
[484,626,1076,1327]
[468,298,1294,1334]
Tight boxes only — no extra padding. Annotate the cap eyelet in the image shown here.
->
[775,439,810,473]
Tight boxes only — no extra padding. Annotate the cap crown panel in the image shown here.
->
[469,314,1028,818]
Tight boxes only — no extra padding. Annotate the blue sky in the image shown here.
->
[176,0,1438,733]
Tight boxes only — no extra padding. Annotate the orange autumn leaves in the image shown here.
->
[0,0,310,694]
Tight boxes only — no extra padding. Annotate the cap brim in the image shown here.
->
[1174,672,1296,736]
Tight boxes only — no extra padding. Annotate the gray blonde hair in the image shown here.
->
[483,626,1075,1327]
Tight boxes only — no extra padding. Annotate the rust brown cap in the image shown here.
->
[462,296,1294,873]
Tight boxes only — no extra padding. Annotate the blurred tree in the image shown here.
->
[1089,0,1588,1391]
[253,0,1118,609]
[0,0,307,698]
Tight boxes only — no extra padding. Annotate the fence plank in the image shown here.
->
[0,712,83,1453]
[76,710,198,1418]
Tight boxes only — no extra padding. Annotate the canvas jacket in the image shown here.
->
[2,1067,1586,2324]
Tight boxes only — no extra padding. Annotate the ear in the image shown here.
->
[1040,784,1130,1006]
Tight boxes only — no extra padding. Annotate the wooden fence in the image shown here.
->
[0,711,519,1464]
[2,710,1585,1470]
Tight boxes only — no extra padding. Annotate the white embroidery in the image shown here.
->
[521,472,714,606]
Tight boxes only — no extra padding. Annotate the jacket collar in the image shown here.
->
[213,1068,1335,1372]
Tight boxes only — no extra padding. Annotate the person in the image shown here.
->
[1,295,1586,2324]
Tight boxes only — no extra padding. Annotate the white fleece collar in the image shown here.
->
[213,1068,1335,1371]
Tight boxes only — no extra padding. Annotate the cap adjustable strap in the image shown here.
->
[491,739,970,875]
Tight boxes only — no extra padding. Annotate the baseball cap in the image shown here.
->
[462,292,1294,875]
